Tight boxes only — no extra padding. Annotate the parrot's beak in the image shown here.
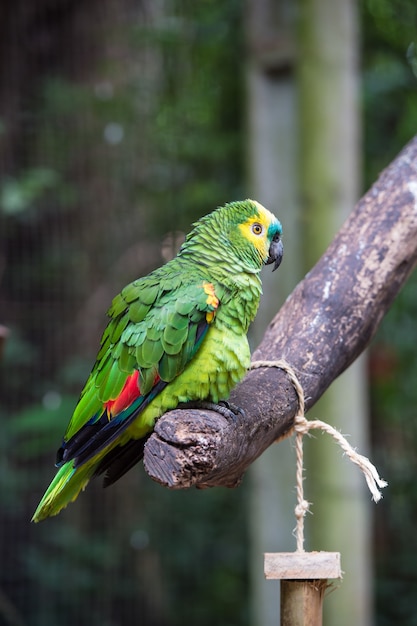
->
[266,235,283,271]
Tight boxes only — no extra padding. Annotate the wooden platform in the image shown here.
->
[264,551,342,580]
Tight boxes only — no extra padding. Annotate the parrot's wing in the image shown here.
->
[56,279,220,470]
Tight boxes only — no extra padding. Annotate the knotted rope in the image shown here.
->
[250,359,387,552]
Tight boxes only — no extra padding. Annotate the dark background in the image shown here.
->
[1,1,417,624]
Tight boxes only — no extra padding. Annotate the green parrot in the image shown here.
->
[32,199,283,522]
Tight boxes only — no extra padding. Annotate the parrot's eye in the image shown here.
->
[252,223,263,235]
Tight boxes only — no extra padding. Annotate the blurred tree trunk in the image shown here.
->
[297,0,370,624]
[245,2,300,625]
[246,0,367,624]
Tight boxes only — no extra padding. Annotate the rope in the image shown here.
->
[250,359,387,552]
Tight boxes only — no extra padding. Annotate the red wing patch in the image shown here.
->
[104,370,141,417]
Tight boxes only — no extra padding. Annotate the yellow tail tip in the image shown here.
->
[32,462,92,522]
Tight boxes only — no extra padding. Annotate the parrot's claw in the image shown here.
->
[177,400,245,422]
[218,400,246,419]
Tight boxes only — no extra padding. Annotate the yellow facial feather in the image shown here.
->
[238,201,275,260]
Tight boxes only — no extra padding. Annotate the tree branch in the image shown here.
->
[143,135,417,489]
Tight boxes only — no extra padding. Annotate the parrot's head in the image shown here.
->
[233,199,283,272]
[181,199,283,274]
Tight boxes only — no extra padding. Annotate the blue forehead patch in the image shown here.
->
[267,219,283,239]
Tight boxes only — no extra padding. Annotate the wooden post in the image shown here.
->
[264,552,341,625]
[280,580,326,626]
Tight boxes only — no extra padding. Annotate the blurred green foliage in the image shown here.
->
[1,168,60,216]
[363,0,417,623]
[370,275,417,625]
[1,0,417,624]
[362,0,417,186]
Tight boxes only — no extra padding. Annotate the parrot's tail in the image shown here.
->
[32,462,94,522]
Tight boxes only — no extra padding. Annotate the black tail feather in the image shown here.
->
[93,436,150,487]
[56,412,108,466]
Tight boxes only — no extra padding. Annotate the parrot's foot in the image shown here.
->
[177,400,245,422]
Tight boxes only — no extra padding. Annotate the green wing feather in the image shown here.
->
[32,273,220,521]
[64,275,219,449]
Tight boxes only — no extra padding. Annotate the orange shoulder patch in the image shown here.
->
[202,282,219,323]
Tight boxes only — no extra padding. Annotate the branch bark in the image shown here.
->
[143,136,417,490]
